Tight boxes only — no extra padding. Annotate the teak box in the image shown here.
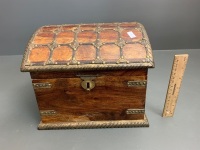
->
[21,22,154,129]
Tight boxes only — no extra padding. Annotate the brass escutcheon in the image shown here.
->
[78,75,97,91]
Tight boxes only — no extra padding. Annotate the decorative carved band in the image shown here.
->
[38,115,149,130]
[127,81,147,87]
[126,109,145,114]
[33,83,52,89]
[40,110,56,115]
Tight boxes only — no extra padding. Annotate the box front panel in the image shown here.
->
[31,69,147,123]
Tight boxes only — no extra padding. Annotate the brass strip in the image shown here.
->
[93,24,103,63]
[33,83,52,89]
[69,25,80,65]
[38,115,149,130]
[127,81,147,87]
[40,110,56,116]
[126,109,145,114]
[47,27,61,65]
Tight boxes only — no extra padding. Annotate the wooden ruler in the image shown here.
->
[162,54,189,117]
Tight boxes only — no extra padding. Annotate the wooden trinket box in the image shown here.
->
[21,22,154,129]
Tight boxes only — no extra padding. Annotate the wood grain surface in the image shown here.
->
[32,69,147,123]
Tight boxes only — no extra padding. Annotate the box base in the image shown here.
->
[38,114,149,130]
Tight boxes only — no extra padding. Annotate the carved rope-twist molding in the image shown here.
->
[38,119,149,130]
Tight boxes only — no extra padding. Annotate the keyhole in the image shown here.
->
[81,79,95,91]
[87,82,90,89]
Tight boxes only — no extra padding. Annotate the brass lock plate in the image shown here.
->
[78,75,98,91]
[81,79,95,91]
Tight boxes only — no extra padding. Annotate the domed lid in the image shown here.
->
[21,22,154,72]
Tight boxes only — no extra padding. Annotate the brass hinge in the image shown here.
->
[127,81,147,87]
[126,109,145,114]
[40,110,56,116]
[33,83,52,89]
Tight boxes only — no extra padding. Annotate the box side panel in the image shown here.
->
[32,69,147,123]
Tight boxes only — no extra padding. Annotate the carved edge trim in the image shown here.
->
[126,109,145,114]
[40,110,56,116]
[33,83,52,89]
[21,62,153,72]
[127,81,147,87]
[38,115,149,130]
[138,22,155,68]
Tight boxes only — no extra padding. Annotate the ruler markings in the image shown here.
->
[162,54,189,117]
